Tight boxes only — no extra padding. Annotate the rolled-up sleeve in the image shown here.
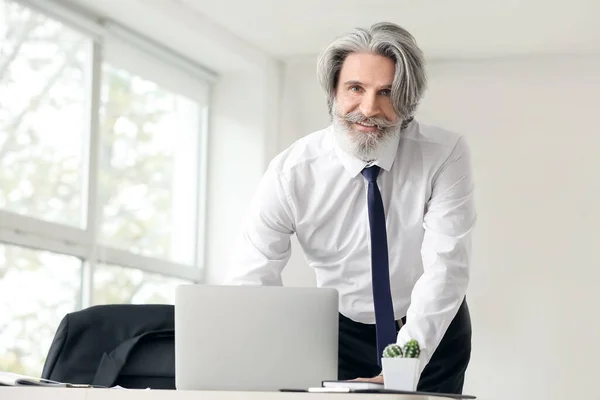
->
[396,135,477,373]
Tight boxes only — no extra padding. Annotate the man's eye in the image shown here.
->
[380,89,391,96]
[350,86,361,92]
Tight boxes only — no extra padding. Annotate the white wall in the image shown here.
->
[275,54,600,400]
[204,63,283,284]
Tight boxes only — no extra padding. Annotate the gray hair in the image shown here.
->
[317,22,427,120]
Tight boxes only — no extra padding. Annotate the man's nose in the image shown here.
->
[359,92,380,118]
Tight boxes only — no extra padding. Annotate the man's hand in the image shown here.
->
[350,374,384,384]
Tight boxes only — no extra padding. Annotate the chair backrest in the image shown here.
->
[41,304,175,389]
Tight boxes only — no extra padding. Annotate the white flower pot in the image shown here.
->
[381,357,420,391]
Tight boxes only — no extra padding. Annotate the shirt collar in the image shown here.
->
[332,124,403,179]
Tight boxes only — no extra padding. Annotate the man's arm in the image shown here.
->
[396,135,476,373]
[225,162,296,286]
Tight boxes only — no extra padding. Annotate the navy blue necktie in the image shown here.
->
[362,165,397,365]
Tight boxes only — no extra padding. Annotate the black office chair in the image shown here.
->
[41,304,176,389]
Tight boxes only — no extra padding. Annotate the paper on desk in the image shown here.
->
[110,385,150,390]
[0,371,64,387]
[0,371,123,389]
[0,371,150,390]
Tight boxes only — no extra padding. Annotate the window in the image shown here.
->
[0,244,81,376]
[93,263,190,305]
[0,1,89,228]
[99,64,201,265]
[0,0,214,376]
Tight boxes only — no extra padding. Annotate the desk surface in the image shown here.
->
[0,387,454,400]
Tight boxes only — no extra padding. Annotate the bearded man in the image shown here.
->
[227,22,476,395]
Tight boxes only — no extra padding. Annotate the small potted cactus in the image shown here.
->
[381,339,421,391]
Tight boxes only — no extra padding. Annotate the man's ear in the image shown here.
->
[328,93,337,118]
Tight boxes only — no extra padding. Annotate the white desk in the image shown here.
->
[0,387,454,400]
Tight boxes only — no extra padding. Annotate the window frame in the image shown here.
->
[1,0,216,305]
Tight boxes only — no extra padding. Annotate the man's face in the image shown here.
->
[332,52,401,161]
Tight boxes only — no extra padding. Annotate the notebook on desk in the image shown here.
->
[280,380,477,399]
[322,380,384,389]
[281,385,477,399]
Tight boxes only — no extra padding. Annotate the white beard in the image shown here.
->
[332,110,400,162]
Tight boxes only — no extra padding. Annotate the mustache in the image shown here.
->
[342,111,398,130]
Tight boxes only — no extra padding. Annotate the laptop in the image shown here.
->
[174,284,339,391]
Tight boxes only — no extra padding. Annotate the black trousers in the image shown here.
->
[338,298,472,394]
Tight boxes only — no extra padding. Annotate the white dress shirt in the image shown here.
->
[227,120,476,373]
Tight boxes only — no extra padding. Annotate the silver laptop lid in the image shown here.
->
[175,284,339,391]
